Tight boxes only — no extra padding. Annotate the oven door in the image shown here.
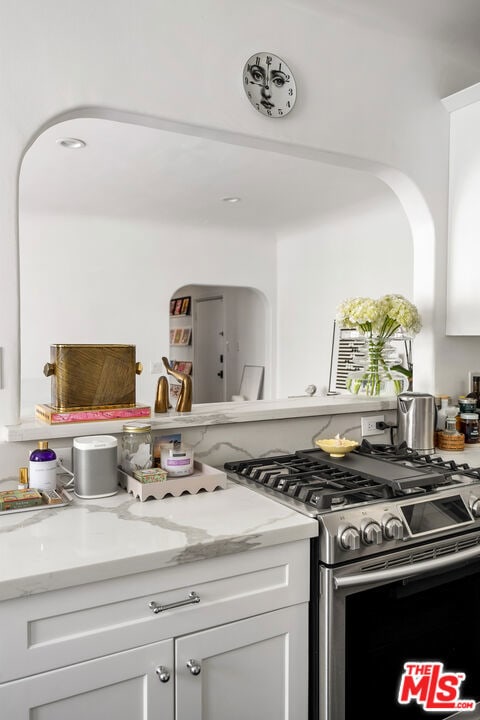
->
[320,538,480,720]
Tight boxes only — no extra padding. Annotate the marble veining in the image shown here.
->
[2,395,397,442]
[0,402,403,601]
[171,535,263,565]
[0,481,318,602]
[311,415,334,444]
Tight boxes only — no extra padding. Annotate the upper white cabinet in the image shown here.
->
[444,84,480,334]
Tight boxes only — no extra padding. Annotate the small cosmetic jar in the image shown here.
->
[160,444,194,477]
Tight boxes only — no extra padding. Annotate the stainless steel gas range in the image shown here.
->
[225,442,480,720]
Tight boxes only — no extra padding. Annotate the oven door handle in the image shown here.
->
[334,543,480,589]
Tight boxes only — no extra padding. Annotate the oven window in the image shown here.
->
[345,561,480,719]
[401,495,471,535]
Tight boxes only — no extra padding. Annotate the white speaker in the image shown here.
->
[73,435,118,498]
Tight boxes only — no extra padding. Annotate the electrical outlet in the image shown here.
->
[361,415,385,437]
[50,446,72,470]
[151,361,164,374]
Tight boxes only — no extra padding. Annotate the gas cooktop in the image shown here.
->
[224,441,480,514]
[225,442,480,563]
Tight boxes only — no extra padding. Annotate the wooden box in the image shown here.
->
[43,344,143,411]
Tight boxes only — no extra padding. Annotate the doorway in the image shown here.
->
[194,296,225,403]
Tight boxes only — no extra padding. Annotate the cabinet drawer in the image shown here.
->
[0,539,309,682]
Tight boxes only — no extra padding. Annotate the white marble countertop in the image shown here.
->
[2,440,479,604]
[437,443,480,466]
[0,479,318,602]
[2,395,397,442]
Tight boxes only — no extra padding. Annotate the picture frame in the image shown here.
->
[179,327,192,345]
[238,365,264,400]
[328,321,409,394]
[173,298,183,315]
[180,296,191,315]
[169,299,176,316]
[174,360,192,375]
[170,383,181,399]
[182,360,192,375]
[172,328,183,345]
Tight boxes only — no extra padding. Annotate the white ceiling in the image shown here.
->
[20,117,385,232]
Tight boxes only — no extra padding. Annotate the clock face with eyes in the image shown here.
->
[243,52,297,118]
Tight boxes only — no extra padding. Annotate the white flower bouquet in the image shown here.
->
[337,294,422,339]
[336,294,422,396]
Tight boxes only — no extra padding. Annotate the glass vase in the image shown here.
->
[345,336,409,397]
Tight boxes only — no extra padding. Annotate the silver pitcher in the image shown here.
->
[396,392,436,453]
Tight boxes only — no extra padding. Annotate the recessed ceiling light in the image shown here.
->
[222,197,241,203]
[56,137,86,149]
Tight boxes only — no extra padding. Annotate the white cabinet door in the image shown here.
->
[175,603,308,720]
[0,640,174,720]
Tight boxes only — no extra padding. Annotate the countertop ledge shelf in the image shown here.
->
[1,395,397,442]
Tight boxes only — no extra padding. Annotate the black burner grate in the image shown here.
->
[224,443,480,510]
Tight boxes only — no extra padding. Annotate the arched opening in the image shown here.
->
[15,109,434,420]
[169,284,267,404]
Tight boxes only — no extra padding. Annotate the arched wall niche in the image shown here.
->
[15,107,433,420]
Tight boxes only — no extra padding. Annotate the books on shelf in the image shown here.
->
[169,295,191,316]
[179,327,191,345]
[170,327,192,346]
[35,403,151,425]
[172,360,192,375]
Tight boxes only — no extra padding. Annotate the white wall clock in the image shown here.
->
[243,52,297,118]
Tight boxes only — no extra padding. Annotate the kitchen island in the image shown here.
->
[0,479,317,719]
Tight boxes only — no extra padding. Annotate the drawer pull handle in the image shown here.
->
[186,659,202,676]
[155,666,171,683]
[148,590,200,614]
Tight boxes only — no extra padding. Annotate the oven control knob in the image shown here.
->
[362,521,382,545]
[338,526,361,551]
[383,516,404,541]
[470,498,480,518]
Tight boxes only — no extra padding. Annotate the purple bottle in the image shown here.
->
[29,440,57,491]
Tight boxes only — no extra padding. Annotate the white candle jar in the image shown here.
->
[160,444,194,477]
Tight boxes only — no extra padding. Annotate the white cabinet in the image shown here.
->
[1,606,308,720]
[0,541,310,720]
[0,640,174,720]
[444,95,480,334]
[176,604,308,720]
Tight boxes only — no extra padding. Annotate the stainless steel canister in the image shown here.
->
[396,392,436,453]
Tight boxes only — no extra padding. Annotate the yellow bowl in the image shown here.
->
[315,438,359,458]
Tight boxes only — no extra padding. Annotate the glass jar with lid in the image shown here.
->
[121,422,153,474]
[459,413,479,444]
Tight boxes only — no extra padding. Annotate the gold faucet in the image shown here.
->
[162,356,192,412]
[154,375,171,413]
